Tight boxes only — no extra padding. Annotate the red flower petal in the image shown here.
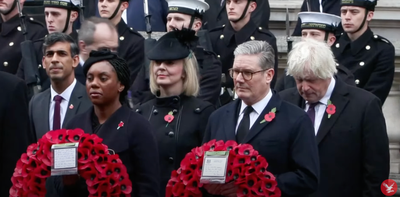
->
[326,104,336,115]
[66,129,84,142]
[264,112,276,122]
[164,114,174,123]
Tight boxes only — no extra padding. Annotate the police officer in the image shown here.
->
[209,0,278,106]
[332,0,395,105]
[0,0,47,75]
[98,0,145,83]
[130,0,222,106]
[275,11,355,92]
[17,0,81,96]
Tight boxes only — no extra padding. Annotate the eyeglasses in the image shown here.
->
[228,68,268,81]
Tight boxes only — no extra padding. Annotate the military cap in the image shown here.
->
[43,0,80,11]
[298,12,341,33]
[147,28,198,61]
[341,0,378,11]
[166,0,209,18]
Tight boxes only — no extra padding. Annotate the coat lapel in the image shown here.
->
[316,79,350,144]
[63,82,86,128]
[223,100,240,141]
[243,93,282,143]
[42,90,51,132]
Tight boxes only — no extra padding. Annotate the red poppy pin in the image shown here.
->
[117,121,124,130]
[164,111,174,127]
[260,107,276,123]
[326,100,336,118]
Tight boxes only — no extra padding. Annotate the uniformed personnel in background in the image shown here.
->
[0,0,47,75]
[98,0,145,84]
[275,11,355,92]
[17,0,80,95]
[332,0,395,105]
[209,0,278,106]
[130,0,222,106]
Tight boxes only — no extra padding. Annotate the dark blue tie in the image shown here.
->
[306,102,319,126]
[236,106,254,143]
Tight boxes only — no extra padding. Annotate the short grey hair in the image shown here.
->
[287,38,337,79]
[233,40,275,70]
[78,17,116,45]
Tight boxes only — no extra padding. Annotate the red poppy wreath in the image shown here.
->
[166,140,281,197]
[9,129,132,197]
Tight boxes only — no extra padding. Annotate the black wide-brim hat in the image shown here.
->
[341,0,378,11]
[147,28,198,61]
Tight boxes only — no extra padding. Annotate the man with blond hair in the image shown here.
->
[279,39,389,197]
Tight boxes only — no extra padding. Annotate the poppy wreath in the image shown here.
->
[9,128,132,197]
[166,140,281,197]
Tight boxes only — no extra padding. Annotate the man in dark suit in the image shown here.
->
[203,40,319,197]
[75,17,119,84]
[130,0,222,106]
[279,39,389,197]
[275,11,355,92]
[331,0,394,105]
[97,0,145,83]
[29,33,92,141]
[0,72,33,197]
[203,0,270,30]
[209,0,278,106]
[292,0,342,36]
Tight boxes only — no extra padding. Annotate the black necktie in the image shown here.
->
[306,102,319,126]
[236,106,254,143]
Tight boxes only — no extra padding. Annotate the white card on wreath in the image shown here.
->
[51,142,79,176]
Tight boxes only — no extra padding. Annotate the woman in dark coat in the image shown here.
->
[135,28,215,197]
[50,50,160,197]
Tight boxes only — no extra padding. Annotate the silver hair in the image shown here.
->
[78,17,116,45]
[287,38,337,79]
[233,40,275,69]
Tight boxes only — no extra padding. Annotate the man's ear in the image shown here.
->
[366,10,374,22]
[70,11,79,23]
[121,1,129,12]
[249,1,257,13]
[192,19,202,32]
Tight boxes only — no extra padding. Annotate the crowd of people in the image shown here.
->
[0,0,394,196]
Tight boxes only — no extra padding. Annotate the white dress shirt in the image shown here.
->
[235,90,273,134]
[49,79,77,130]
[304,77,335,135]
[122,10,127,24]
[79,55,85,67]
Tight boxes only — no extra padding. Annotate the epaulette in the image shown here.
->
[373,34,391,44]
[209,24,225,32]
[26,16,45,28]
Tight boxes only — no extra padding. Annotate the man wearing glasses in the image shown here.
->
[203,40,319,197]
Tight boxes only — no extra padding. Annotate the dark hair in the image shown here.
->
[43,32,79,57]
[84,50,131,104]
[78,17,117,45]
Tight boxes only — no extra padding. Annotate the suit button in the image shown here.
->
[153,109,158,114]
[194,108,201,113]
[168,157,174,163]
[173,109,178,113]
[3,62,8,67]
[168,131,174,137]
[359,62,365,66]
[355,79,360,85]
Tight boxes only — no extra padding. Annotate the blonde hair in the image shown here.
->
[287,38,337,79]
[149,53,200,97]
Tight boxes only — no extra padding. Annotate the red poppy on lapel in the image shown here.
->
[164,111,174,127]
[326,100,336,118]
[260,107,277,123]
[117,121,124,130]
[69,104,74,109]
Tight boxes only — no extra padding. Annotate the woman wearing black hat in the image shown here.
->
[134,28,215,197]
[49,50,160,197]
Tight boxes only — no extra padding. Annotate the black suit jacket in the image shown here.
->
[0,72,34,197]
[203,92,319,197]
[279,78,389,197]
[203,0,270,30]
[29,81,92,141]
[49,106,160,197]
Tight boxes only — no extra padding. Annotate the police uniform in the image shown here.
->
[135,28,215,197]
[275,11,355,92]
[116,20,145,83]
[331,0,394,104]
[130,0,222,106]
[209,19,278,104]
[0,14,47,75]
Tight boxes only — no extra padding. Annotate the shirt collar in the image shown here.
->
[306,77,335,106]
[240,90,273,116]
[50,79,77,102]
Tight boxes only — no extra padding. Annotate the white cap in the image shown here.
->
[166,0,210,16]
[298,12,341,32]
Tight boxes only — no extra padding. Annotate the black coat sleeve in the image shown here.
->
[361,97,389,196]
[0,79,33,196]
[198,53,222,106]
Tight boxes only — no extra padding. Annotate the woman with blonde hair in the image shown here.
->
[135,28,215,197]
